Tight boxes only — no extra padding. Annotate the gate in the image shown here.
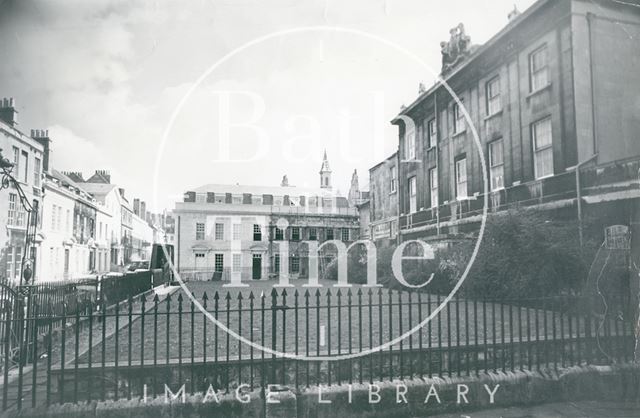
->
[0,283,24,373]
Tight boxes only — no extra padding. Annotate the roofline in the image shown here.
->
[391,0,554,124]
[369,151,398,172]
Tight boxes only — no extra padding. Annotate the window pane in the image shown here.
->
[232,254,241,272]
[535,147,554,178]
[429,168,438,208]
[456,159,468,199]
[533,118,552,149]
[405,131,415,160]
[533,118,553,178]
[487,77,501,115]
[428,119,437,147]
[215,223,224,240]
[453,102,465,133]
[408,176,417,213]
[196,223,205,240]
[489,140,504,166]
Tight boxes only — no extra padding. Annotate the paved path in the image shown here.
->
[428,401,640,417]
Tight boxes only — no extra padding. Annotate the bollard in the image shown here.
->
[265,385,297,418]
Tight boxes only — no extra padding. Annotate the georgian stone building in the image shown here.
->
[0,99,45,283]
[382,0,640,243]
[368,152,399,245]
[174,152,360,283]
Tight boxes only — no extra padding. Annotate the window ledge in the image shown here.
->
[484,109,503,121]
[452,129,466,139]
[526,83,552,100]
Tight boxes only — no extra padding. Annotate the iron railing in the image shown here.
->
[0,283,633,412]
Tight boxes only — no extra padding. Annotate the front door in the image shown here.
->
[252,254,262,280]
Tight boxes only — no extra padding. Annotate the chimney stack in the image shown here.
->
[31,129,51,173]
[62,171,85,183]
[133,198,141,216]
[140,201,147,220]
[0,98,18,127]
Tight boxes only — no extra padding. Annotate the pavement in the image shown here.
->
[426,401,640,417]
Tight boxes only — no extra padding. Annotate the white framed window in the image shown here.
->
[57,206,62,231]
[252,195,263,205]
[290,256,300,273]
[195,194,205,203]
[455,158,468,200]
[390,167,397,193]
[429,168,438,208]
[195,252,205,259]
[408,176,417,213]
[291,227,300,241]
[6,246,13,279]
[232,253,241,272]
[14,246,22,279]
[20,151,28,183]
[196,222,205,240]
[341,228,350,241]
[532,117,554,179]
[489,140,505,190]
[214,253,224,272]
[253,224,262,241]
[308,227,317,240]
[453,101,465,134]
[486,76,501,115]
[427,119,437,148]
[51,204,57,231]
[404,129,415,160]
[274,226,284,240]
[274,254,280,273]
[232,223,241,240]
[8,194,17,226]
[12,147,19,177]
[215,222,224,240]
[530,45,549,92]
[232,194,242,204]
[325,228,334,240]
[34,157,41,187]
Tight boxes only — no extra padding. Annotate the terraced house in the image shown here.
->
[0,99,45,283]
[386,0,640,245]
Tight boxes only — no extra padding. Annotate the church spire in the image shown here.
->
[348,169,360,205]
[319,149,332,189]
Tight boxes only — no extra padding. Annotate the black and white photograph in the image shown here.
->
[0,0,639,416]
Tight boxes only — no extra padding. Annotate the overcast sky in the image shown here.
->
[0,0,536,212]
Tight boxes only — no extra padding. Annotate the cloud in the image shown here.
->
[47,125,119,180]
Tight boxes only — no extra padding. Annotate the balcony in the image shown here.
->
[399,156,640,235]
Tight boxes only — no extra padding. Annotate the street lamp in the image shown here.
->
[565,154,598,249]
[0,148,36,286]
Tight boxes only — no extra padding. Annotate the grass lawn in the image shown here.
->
[76,278,594,366]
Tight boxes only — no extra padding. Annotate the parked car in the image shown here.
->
[126,260,150,273]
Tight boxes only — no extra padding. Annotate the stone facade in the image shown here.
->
[378,0,640,241]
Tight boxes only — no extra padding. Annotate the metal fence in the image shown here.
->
[0,284,634,412]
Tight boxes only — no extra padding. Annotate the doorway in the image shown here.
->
[252,254,262,280]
